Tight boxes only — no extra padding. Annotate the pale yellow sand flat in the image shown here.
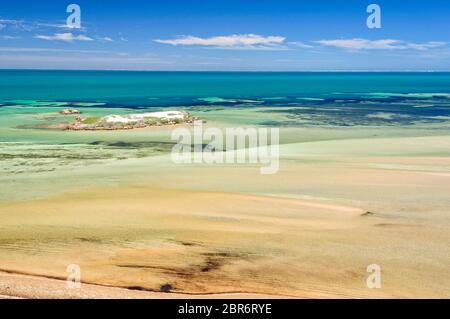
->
[0,134,449,298]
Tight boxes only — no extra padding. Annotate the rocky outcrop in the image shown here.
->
[59,109,81,115]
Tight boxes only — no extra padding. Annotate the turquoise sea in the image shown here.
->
[1,71,450,200]
[2,70,450,101]
[1,71,450,128]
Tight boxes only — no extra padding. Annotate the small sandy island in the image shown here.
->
[49,110,197,130]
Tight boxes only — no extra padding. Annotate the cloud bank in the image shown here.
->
[316,38,446,51]
[155,34,287,50]
[34,32,93,42]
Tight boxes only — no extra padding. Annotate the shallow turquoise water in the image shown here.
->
[1,70,450,145]
[1,70,450,132]
[1,71,450,201]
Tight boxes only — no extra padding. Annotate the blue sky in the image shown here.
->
[1,0,449,71]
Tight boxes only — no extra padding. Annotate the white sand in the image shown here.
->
[104,111,186,123]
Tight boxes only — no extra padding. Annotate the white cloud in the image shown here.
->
[288,41,314,49]
[155,34,287,50]
[0,35,20,40]
[316,38,446,51]
[101,37,114,42]
[0,18,33,31]
[0,54,173,70]
[36,22,85,31]
[37,23,69,29]
[34,32,93,42]
[0,18,89,33]
[0,47,109,54]
[406,41,446,51]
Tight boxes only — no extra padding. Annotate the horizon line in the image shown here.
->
[1,68,449,73]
